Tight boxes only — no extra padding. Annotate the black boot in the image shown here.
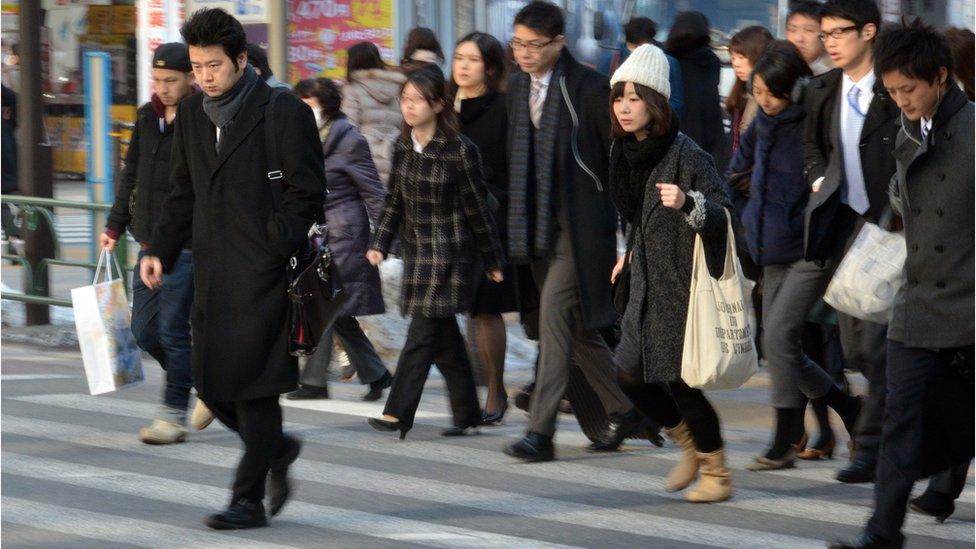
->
[836,458,877,484]
[504,432,555,462]
[267,435,302,517]
[204,498,268,530]
[588,408,642,452]
[362,371,392,402]
[910,491,955,523]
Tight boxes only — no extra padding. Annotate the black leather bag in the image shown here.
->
[265,89,347,356]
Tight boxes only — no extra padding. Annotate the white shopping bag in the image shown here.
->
[71,250,144,395]
[681,211,759,390]
[824,222,905,325]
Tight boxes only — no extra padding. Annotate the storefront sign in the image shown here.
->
[288,0,395,82]
[185,0,268,24]
[136,0,185,103]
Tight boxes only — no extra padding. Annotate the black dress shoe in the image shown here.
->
[442,426,480,436]
[204,498,268,530]
[362,371,392,401]
[513,383,534,412]
[836,459,877,484]
[588,408,642,452]
[827,532,902,548]
[910,491,955,523]
[504,432,555,462]
[267,435,302,517]
[636,417,665,447]
[285,385,330,400]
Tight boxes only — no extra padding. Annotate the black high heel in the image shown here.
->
[367,417,410,440]
[481,397,509,426]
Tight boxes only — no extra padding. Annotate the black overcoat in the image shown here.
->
[151,81,326,402]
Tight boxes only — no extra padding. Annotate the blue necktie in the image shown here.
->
[842,85,870,215]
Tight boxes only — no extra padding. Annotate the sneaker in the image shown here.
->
[191,400,215,431]
[139,419,187,445]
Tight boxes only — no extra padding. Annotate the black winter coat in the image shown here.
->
[370,131,504,318]
[802,69,900,260]
[506,48,619,330]
[107,99,182,244]
[321,116,386,318]
[150,81,326,402]
[670,46,729,171]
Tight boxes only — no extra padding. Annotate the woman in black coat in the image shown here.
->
[450,32,518,425]
[366,68,504,439]
[665,11,729,171]
[287,78,393,402]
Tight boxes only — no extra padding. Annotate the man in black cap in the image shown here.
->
[101,42,209,444]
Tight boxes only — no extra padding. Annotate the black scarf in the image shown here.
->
[611,110,679,223]
[202,64,260,149]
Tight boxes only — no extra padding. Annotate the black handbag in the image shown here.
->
[265,89,347,356]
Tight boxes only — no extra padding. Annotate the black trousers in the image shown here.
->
[867,341,974,544]
[301,316,389,387]
[207,396,286,504]
[619,372,724,453]
[923,461,971,501]
[383,317,481,430]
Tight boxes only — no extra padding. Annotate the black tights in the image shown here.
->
[618,370,724,453]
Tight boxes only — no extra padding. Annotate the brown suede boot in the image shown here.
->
[686,450,732,503]
[664,421,699,492]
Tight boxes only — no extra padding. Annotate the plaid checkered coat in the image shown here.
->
[370,131,504,318]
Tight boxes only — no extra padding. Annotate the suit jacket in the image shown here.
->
[802,69,900,260]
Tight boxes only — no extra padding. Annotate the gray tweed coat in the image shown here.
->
[369,131,504,318]
[613,134,733,383]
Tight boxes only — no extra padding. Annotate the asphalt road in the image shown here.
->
[1,342,972,548]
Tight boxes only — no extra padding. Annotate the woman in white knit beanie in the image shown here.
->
[608,43,736,503]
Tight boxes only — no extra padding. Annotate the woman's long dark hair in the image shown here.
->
[294,77,343,120]
[346,41,387,80]
[665,11,711,56]
[725,26,775,114]
[447,32,508,102]
[401,27,445,65]
[399,66,459,141]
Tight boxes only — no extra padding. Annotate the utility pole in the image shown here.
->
[268,1,288,83]
[18,0,54,325]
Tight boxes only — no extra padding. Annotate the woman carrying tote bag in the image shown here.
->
[608,44,737,503]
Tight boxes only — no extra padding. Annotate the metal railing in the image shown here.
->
[0,194,130,308]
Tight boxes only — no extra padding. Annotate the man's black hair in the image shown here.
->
[820,0,881,30]
[624,17,657,45]
[788,1,824,22]
[246,43,273,78]
[874,18,954,85]
[180,8,248,71]
[513,1,564,39]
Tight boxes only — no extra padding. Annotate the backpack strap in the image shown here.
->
[265,88,286,210]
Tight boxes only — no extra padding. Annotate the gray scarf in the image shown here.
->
[202,64,260,149]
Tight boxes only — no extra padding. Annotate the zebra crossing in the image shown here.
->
[2,344,973,548]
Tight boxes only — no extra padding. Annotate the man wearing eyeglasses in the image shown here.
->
[802,0,901,490]
[502,1,641,462]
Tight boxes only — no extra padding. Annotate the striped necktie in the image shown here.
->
[530,78,545,129]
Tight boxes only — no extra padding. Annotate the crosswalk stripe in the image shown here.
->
[1,496,294,548]
[13,393,972,542]
[1,414,827,548]
[3,454,578,549]
[0,374,75,381]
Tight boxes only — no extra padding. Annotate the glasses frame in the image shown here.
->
[508,37,557,53]
[818,24,863,42]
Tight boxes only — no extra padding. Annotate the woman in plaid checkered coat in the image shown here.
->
[365,67,505,439]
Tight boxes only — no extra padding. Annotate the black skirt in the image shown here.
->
[470,264,518,315]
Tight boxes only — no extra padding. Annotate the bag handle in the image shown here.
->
[719,209,739,281]
[92,249,124,285]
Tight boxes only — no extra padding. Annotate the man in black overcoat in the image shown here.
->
[140,8,326,529]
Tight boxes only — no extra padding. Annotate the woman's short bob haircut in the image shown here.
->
[751,41,813,102]
[609,81,673,139]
